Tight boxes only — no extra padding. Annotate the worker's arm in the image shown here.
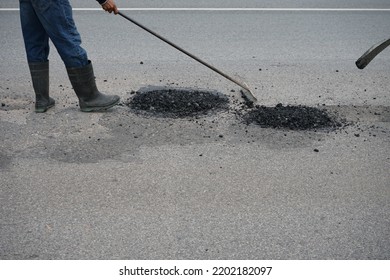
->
[97,0,119,14]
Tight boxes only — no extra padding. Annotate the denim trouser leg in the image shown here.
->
[19,0,50,63]
[19,0,88,68]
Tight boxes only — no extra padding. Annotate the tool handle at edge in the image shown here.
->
[356,38,390,69]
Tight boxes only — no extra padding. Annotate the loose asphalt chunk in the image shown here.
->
[244,103,343,130]
[126,87,229,118]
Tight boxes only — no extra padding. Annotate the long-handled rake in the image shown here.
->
[118,11,258,105]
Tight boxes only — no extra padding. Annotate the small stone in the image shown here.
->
[354,133,360,137]
[314,149,319,152]
[140,61,144,64]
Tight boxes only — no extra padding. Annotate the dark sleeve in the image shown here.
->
[96,0,107,4]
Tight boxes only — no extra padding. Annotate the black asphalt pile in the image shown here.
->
[244,103,342,130]
[127,88,229,118]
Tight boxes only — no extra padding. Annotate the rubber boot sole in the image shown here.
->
[80,97,120,112]
[35,101,55,113]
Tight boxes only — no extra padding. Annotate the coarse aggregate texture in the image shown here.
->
[244,103,343,130]
[125,88,343,131]
[126,88,229,118]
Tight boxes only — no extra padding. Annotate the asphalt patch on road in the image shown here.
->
[126,87,229,118]
[125,86,345,131]
[244,103,343,130]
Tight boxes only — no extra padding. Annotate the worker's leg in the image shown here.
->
[28,0,88,67]
[20,0,50,63]
[19,0,55,112]
[25,0,119,111]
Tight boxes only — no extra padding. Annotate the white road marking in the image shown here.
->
[1,8,390,12]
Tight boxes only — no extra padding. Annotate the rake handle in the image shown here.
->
[117,11,250,91]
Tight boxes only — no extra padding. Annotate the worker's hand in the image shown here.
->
[101,0,118,14]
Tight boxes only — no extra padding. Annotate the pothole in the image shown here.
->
[126,87,229,118]
[244,103,343,130]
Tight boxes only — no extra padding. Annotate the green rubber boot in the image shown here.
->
[28,61,55,113]
[66,61,120,112]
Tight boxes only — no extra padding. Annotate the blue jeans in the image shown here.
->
[20,0,88,68]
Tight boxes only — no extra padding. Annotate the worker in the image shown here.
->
[19,0,120,113]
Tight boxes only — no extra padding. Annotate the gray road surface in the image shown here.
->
[0,1,389,259]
